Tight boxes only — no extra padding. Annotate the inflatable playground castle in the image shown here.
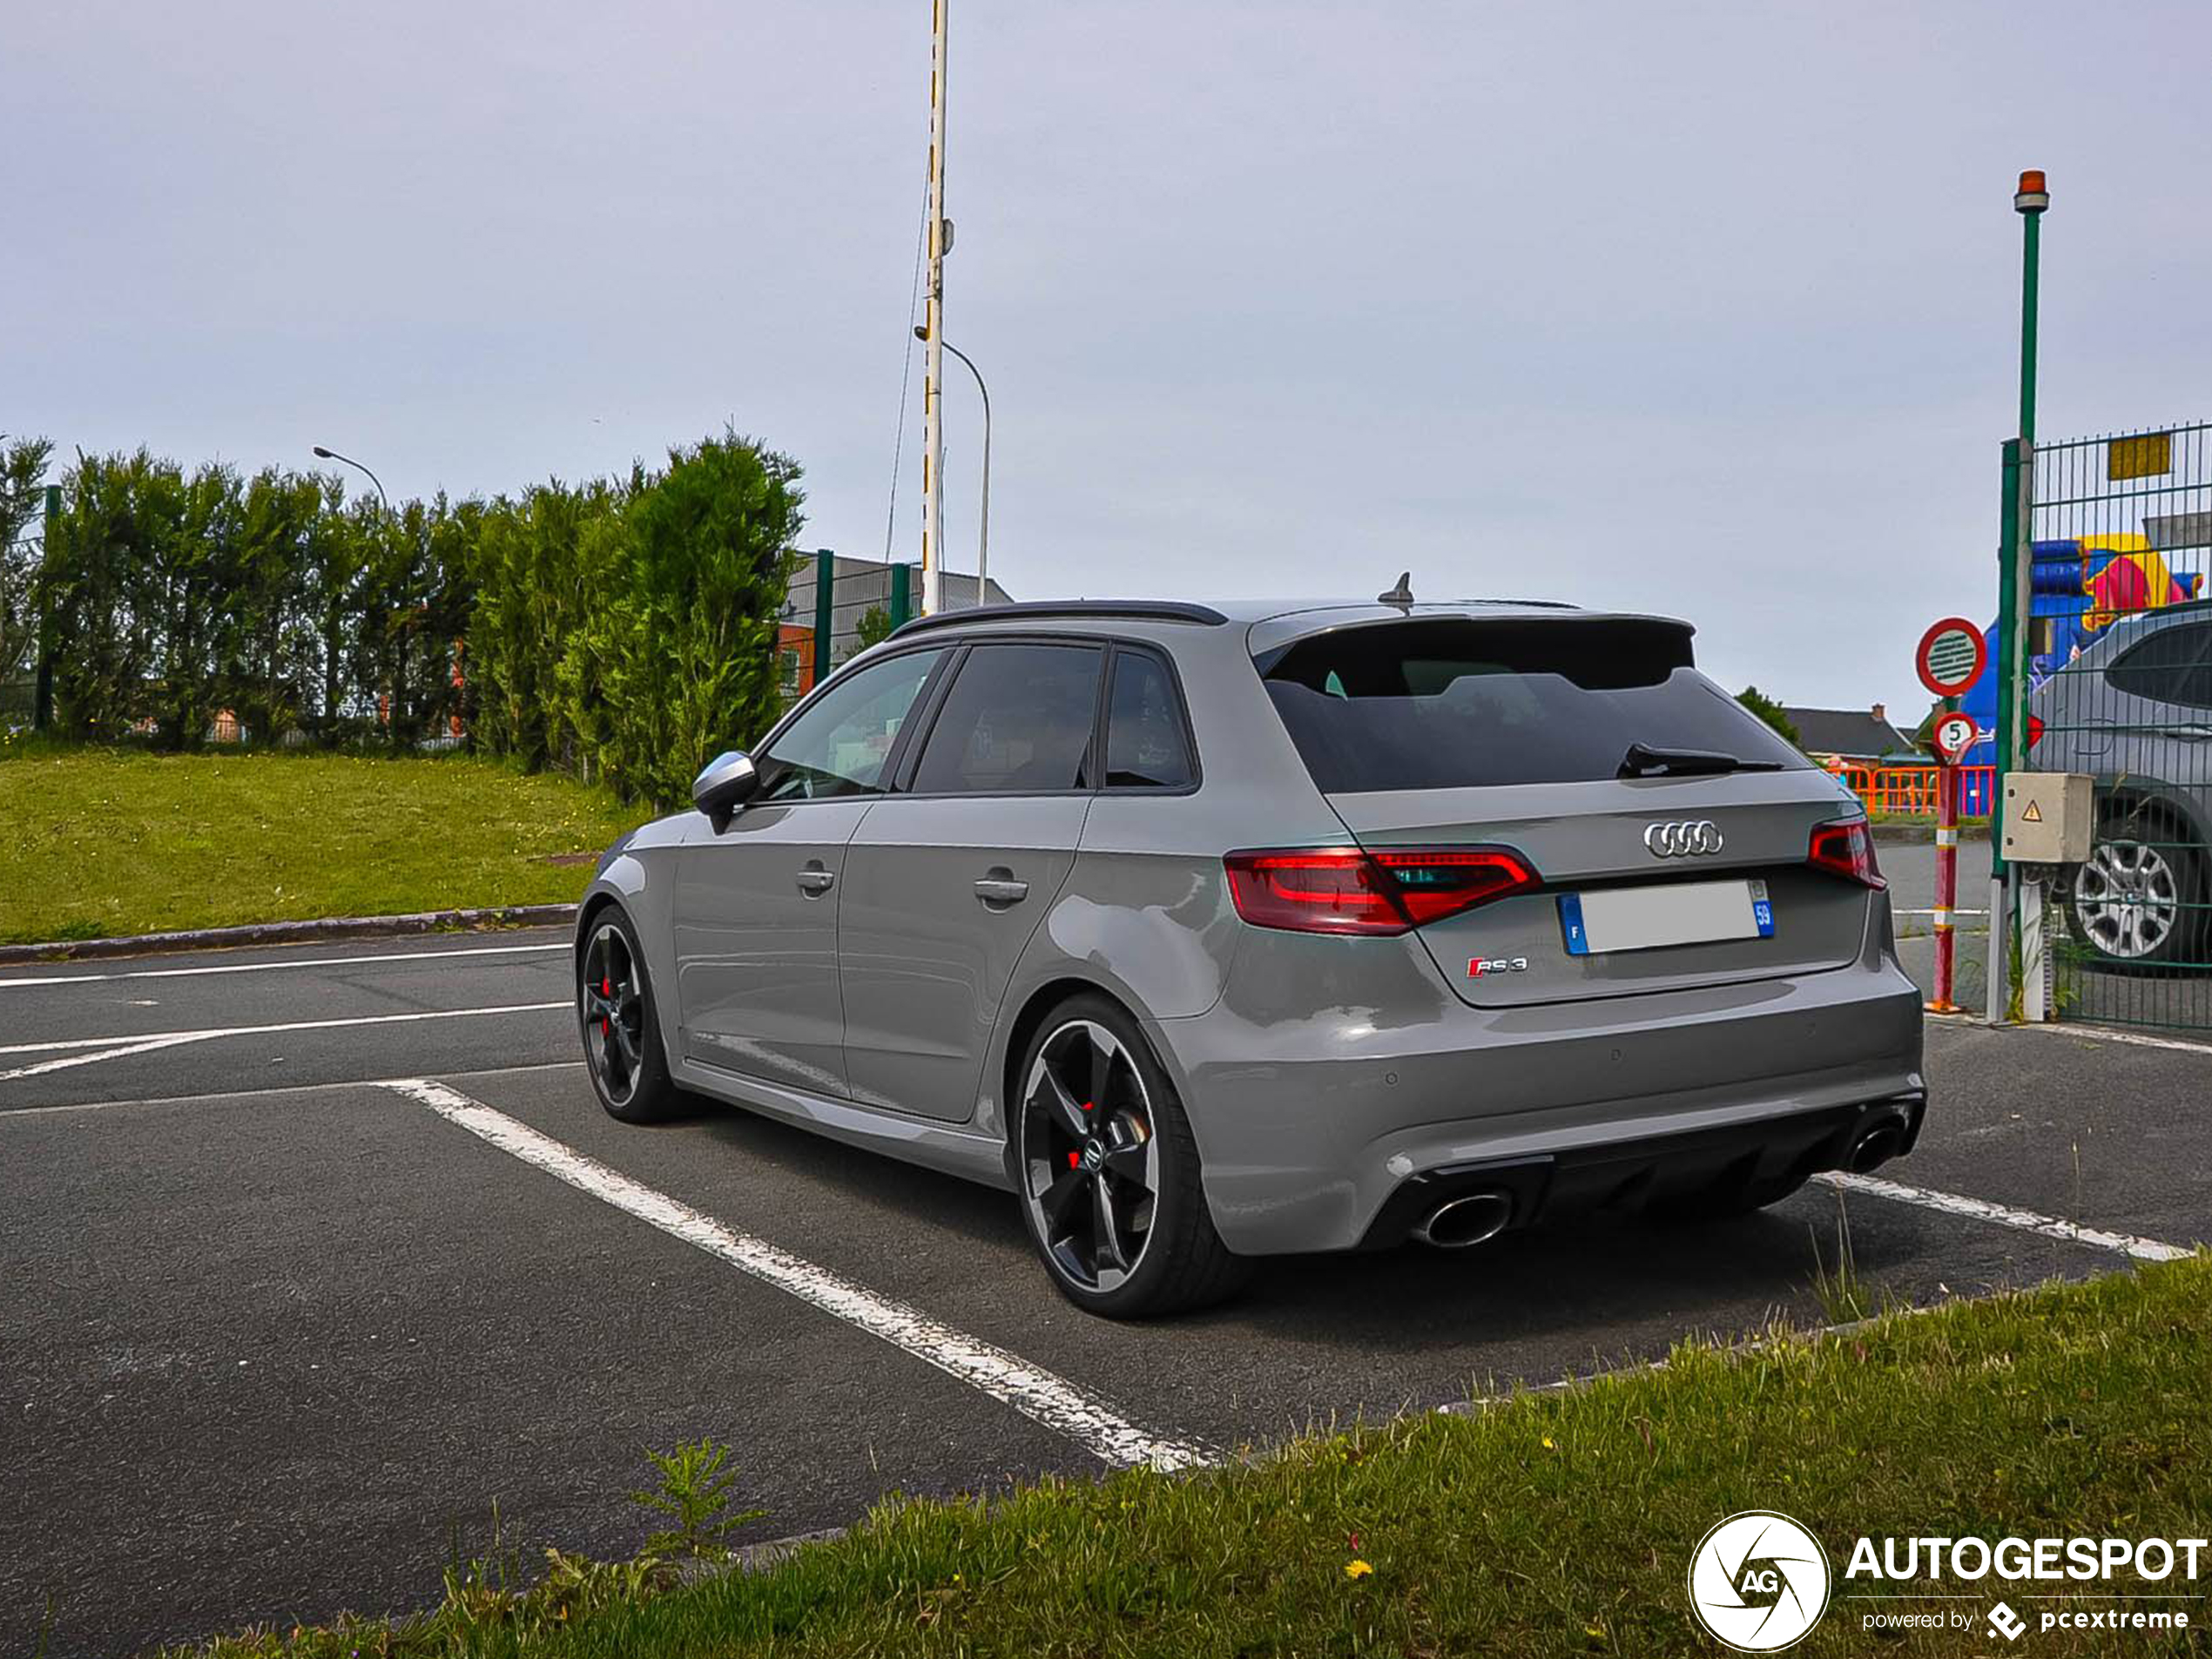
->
[1952,536,2204,803]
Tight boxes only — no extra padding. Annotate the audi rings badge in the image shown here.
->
[1643,819,1724,859]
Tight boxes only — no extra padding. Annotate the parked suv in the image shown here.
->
[576,599,1925,1317]
[2030,602,2212,968]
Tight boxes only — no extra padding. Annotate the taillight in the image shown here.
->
[1224,846,1538,934]
[1808,818,1885,889]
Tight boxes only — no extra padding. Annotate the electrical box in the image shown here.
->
[2002,772,2094,865]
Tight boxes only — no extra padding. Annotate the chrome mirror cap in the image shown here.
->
[692,750,759,831]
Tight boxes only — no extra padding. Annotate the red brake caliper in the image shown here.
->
[1064,1101,1096,1170]
[601,974,611,1036]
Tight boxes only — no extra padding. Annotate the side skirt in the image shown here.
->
[674,1056,1015,1192]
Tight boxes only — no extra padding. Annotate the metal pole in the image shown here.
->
[812,550,836,691]
[1987,440,2020,1024]
[887,561,913,632]
[941,339,990,597]
[920,0,948,617]
[312,445,391,515]
[33,484,57,731]
[2010,175,2044,778]
[1928,762,1960,1012]
[2006,171,2047,1021]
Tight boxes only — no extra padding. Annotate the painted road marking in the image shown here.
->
[1817,1170,2191,1262]
[0,1002,570,1082]
[387,1078,1216,1474]
[2023,1022,2212,1059]
[0,1033,215,1084]
[0,1061,580,1117]
[0,941,567,990]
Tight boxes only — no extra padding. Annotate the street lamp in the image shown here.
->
[311,443,390,515]
[914,324,990,601]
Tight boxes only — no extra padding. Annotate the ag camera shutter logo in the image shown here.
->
[1687,1511,1831,1651]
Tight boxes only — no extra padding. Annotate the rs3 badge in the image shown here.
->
[1467,956,1529,977]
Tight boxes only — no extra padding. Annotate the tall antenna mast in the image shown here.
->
[920,0,948,616]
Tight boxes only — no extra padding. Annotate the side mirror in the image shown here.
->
[692,750,759,832]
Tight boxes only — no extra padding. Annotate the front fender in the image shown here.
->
[575,811,699,1065]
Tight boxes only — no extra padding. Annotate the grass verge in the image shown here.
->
[0,747,645,944]
[170,1255,2212,1657]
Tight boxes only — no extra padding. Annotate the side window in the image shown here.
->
[754,648,945,801]
[2107,622,2212,711]
[911,644,1103,794]
[1105,649,1196,789]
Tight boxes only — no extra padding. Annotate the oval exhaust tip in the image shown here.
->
[1847,1122,1905,1174]
[1414,1190,1514,1250]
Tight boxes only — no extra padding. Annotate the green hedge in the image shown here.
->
[27,433,799,806]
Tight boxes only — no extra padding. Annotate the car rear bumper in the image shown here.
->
[1352,1090,1925,1250]
[1151,927,1925,1256]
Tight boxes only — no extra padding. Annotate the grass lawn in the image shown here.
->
[0,747,649,945]
[173,1256,2212,1657]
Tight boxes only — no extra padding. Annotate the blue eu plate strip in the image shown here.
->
[1559,892,1589,956]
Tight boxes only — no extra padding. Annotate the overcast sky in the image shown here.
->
[10,1,2211,713]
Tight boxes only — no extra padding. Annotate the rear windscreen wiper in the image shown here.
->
[1617,741,1783,779]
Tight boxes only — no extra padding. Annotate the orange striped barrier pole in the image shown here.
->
[1926,763,1963,1012]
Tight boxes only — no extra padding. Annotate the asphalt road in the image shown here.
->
[4,927,2208,1656]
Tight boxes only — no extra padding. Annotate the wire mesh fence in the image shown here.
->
[2027,422,2212,1031]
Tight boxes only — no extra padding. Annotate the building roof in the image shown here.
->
[1783,706,1912,759]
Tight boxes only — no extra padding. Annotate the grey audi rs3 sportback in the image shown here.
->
[576,597,1925,1318]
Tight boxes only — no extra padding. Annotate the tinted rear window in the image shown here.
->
[1259,617,1808,792]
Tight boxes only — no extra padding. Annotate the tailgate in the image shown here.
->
[1330,772,1876,1008]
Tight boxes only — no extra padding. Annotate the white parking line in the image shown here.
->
[1817,1170,2192,1262]
[2022,1022,2212,1059]
[0,1033,215,1083]
[0,1002,570,1082]
[0,941,567,990]
[387,1077,1216,1474]
[0,1061,580,1117]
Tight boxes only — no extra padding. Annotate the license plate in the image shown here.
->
[1558,879,1774,956]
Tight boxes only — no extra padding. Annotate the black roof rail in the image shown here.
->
[892,600,1229,636]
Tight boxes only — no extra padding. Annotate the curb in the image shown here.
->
[0,903,580,966]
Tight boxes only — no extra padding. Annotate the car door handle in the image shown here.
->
[795,867,837,895]
[973,876,1029,906]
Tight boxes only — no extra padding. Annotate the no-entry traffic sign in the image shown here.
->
[1916,617,1987,698]
[1930,711,1980,765]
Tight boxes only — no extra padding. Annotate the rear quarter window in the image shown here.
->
[2105,620,2212,710]
[1258,617,1807,792]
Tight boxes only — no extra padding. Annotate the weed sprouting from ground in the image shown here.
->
[631,1440,765,1562]
[1810,1191,1871,1325]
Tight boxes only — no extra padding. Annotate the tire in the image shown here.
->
[578,907,683,1123]
[1010,993,1250,1318]
[2063,807,2208,971]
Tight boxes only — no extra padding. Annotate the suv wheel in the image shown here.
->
[1012,995,1249,1318]
[580,907,683,1122]
[2066,812,2206,969]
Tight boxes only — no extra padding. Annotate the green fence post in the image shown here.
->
[887,561,912,632]
[1986,440,2020,1023]
[812,550,835,690]
[32,484,57,732]
[1991,440,2021,885]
